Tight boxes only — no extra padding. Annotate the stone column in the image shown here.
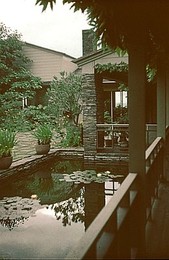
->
[95,73,104,149]
[82,74,97,160]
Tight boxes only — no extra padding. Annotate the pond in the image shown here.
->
[0,158,128,259]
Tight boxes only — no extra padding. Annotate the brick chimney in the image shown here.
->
[82,29,97,56]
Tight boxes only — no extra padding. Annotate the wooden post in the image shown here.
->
[165,61,169,181]
[157,54,166,139]
[166,62,169,126]
[128,32,146,257]
[157,54,166,180]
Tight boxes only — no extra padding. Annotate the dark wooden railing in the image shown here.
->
[65,134,164,259]
[145,137,164,221]
[65,173,139,259]
[96,123,157,153]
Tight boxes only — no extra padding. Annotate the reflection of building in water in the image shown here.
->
[84,180,121,231]
[104,180,121,204]
[84,183,105,230]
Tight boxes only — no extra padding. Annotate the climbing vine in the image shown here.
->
[95,61,128,74]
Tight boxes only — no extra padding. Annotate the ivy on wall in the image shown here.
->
[95,61,156,83]
[95,61,128,74]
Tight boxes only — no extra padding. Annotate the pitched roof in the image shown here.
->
[24,42,75,60]
[73,48,113,66]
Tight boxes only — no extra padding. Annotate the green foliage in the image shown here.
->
[0,111,31,132]
[95,61,128,74]
[36,0,56,11]
[104,111,111,124]
[33,124,53,145]
[115,47,128,57]
[0,105,51,132]
[60,123,82,147]
[22,105,56,128]
[95,62,156,85]
[35,0,167,66]
[118,83,128,92]
[114,105,128,124]
[46,72,82,127]
[146,64,157,83]
[52,159,83,173]
[0,23,42,128]
[0,129,17,157]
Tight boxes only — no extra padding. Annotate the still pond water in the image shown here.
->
[0,158,128,259]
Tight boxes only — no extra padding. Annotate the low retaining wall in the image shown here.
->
[0,148,84,181]
[0,147,129,182]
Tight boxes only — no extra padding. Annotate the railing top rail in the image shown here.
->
[65,173,138,260]
[145,136,163,160]
[96,123,129,127]
[96,123,157,128]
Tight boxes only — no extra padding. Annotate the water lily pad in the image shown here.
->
[58,170,124,185]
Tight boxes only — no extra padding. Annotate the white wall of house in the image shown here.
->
[23,43,78,82]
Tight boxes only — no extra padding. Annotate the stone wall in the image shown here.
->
[82,74,97,160]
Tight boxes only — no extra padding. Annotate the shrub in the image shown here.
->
[0,129,16,157]
[33,124,53,145]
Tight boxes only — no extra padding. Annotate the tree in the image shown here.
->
[47,71,82,126]
[0,23,42,128]
[35,0,169,59]
[46,71,83,147]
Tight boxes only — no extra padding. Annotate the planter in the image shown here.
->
[35,144,50,155]
[0,156,13,170]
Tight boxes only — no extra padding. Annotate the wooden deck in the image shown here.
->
[146,181,169,259]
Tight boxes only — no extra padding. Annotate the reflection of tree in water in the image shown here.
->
[38,177,54,195]
[51,159,83,174]
[52,187,85,226]
[0,215,28,231]
[0,196,42,231]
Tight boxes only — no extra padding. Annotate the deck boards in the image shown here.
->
[146,181,169,258]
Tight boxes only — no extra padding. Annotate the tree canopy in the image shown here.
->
[46,71,82,126]
[0,23,42,129]
[35,0,169,54]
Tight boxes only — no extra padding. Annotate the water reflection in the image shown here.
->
[0,196,42,230]
[0,215,27,231]
[53,187,85,226]
[0,180,123,231]
[0,159,126,231]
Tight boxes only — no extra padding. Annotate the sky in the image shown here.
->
[0,0,91,58]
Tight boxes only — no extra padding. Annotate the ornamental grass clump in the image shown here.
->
[33,124,53,145]
[0,129,16,157]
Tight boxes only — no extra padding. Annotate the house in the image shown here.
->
[74,47,128,159]
[73,30,157,159]
[22,42,78,106]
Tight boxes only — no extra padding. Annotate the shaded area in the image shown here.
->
[146,181,169,258]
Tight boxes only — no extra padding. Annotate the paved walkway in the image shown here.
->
[13,131,60,161]
[146,181,169,259]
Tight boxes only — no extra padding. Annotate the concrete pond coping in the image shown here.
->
[0,148,84,181]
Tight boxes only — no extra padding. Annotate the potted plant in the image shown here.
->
[33,124,53,155]
[0,129,16,170]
